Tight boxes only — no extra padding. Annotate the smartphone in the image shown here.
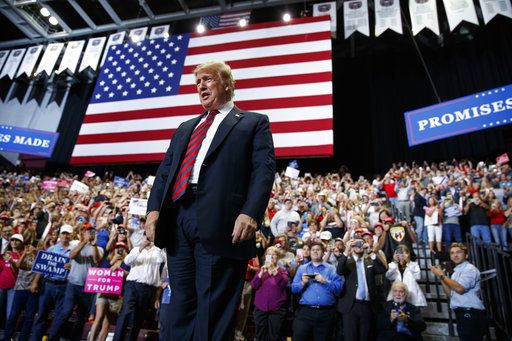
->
[265,255,272,265]
[296,249,304,261]
[306,274,316,279]
[353,240,364,248]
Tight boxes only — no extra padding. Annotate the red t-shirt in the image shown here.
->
[0,251,20,289]
[383,183,398,198]
[488,210,506,225]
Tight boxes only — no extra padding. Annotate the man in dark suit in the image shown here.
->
[378,282,426,341]
[337,237,387,341]
[145,61,276,341]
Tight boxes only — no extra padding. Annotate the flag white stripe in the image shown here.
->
[184,40,331,66]
[189,21,330,48]
[220,12,251,19]
[180,60,332,85]
[79,105,333,135]
[86,81,332,115]
[72,130,333,156]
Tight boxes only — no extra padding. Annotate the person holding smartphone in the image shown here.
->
[250,246,288,341]
[291,242,344,341]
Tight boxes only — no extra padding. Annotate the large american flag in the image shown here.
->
[70,16,333,165]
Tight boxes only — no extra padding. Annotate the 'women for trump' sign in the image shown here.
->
[85,268,124,295]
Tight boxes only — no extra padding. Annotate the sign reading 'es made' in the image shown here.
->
[0,125,59,157]
[404,84,512,146]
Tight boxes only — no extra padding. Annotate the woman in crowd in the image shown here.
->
[251,246,289,341]
[505,197,512,246]
[442,194,463,251]
[385,245,427,307]
[488,199,507,250]
[424,197,442,252]
[0,233,24,325]
[2,243,38,341]
[88,241,129,341]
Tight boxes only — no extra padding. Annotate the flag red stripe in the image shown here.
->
[187,31,330,56]
[69,145,333,165]
[182,51,331,74]
[83,94,332,123]
[178,72,332,95]
[190,15,330,38]
[75,119,332,144]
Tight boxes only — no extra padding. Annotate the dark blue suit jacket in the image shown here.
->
[147,105,276,260]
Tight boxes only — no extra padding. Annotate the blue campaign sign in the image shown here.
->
[0,125,59,157]
[31,250,70,279]
[114,176,129,188]
[404,84,512,146]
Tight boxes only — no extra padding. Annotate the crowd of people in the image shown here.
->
[0,158,510,340]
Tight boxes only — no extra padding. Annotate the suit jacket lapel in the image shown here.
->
[204,106,243,161]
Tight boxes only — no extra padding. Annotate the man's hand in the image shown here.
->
[145,211,160,243]
[430,265,445,278]
[30,281,39,294]
[315,274,327,284]
[390,310,399,322]
[63,263,71,270]
[232,214,257,243]
[301,273,310,285]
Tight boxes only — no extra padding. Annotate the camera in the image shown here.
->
[117,249,124,256]
[353,240,364,248]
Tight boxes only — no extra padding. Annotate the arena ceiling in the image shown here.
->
[0,0,309,48]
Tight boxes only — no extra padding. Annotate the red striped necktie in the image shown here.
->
[171,110,218,201]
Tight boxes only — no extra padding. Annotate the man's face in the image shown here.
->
[450,247,467,265]
[60,232,71,243]
[195,69,228,111]
[284,201,292,210]
[1,226,12,239]
[310,245,323,262]
[392,285,407,304]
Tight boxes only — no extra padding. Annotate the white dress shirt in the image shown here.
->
[124,245,165,286]
[189,100,234,184]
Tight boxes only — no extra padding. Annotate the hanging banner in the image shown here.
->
[35,42,64,76]
[100,31,126,66]
[0,124,59,157]
[313,2,337,38]
[149,24,170,39]
[375,0,403,36]
[479,0,512,24]
[344,0,370,38]
[409,0,440,35]
[404,84,512,146]
[442,0,479,31]
[0,49,25,79]
[0,50,8,71]
[79,37,106,72]
[16,45,43,78]
[129,27,148,42]
[56,40,85,74]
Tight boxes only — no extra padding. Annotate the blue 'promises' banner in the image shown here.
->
[0,125,59,157]
[404,84,512,146]
[114,176,129,188]
[31,251,70,279]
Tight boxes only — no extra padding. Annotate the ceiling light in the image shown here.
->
[283,13,291,22]
[196,23,206,34]
[40,7,50,17]
[48,16,58,26]
[239,18,248,27]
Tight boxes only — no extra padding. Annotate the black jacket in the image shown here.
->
[378,300,426,341]
[336,253,387,313]
[148,106,276,260]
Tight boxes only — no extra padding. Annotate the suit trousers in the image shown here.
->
[162,196,246,341]
[342,301,372,341]
[253,306,287,341]
[293,306,336,341]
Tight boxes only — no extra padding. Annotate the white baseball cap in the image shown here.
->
[60,224,73,234]
[10,234,24,242]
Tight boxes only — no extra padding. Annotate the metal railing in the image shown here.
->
[467,234,512,340]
